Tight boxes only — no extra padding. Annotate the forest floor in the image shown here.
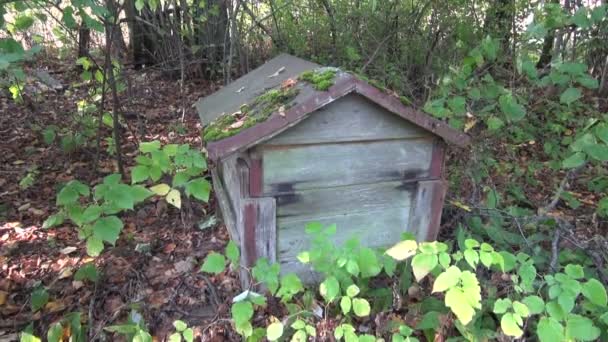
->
[0,60,247,341]
[1,57,607,342]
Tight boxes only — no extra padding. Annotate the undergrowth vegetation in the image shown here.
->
[197,223,608,341]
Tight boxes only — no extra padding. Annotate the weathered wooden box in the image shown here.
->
[195,54,469,281]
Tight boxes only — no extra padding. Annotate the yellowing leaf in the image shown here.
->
[150,183,171,196]
[166,189,181,209]
[450,200,471,212]
[385,240,418,261]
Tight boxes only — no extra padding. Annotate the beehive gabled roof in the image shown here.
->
[196,54,470,161]
[195,53,320,125]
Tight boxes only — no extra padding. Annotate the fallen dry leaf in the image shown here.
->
[0,290,7,305]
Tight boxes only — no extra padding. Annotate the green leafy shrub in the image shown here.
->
[200,224,608,341]
[43,141,211,256]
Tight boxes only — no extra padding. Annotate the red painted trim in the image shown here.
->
[249,155,263,197]
[206,73,470,161]
[243,202,257,266]
[425,181,447,241]
[430,140,446,179]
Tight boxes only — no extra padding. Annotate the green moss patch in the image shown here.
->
[299,68,337,91]
[203,87,299,142]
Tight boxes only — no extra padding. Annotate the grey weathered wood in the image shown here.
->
[242,198,277,265]
[276,181,414,219]
[196,53,319,124]
[277,206,412,274]
[264,94,430,145]
[409,180,446,241]
[261,138,434,195]
[221,154,250,243]
[210,168,239,245]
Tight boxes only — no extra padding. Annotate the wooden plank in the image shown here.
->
[261,138,434,195]
[264,94,430,145]
[241,198,277,266]
[408,180,447,241]
[221,154,250,243]
[210,168,239,245]
[276,181,414,220]
[277,206,412,273]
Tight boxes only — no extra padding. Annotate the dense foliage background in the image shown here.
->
[1,0,608,341]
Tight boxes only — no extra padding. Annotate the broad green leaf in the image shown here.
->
[595,123,608,144]
[225,241,240,265]
[512,301,529,317]
[564,264,584,279]
[562,152,585,169]
[173,320,187,332]
[501,313,523,337]
[47,322,63,342]
[172,172,190,187]
[352,298,371,317]
[31,287,49,311]
[340,296,351,314]
[131,185,154,203]
[182,328,193,342]
[135,0,145,11]
[42,213,65,229]
[346,284,360,298]
[86,236,104,257]
[186,178,211,202]
[486,117,504,130]
[200,252,226,274]
[560,87,582,105]
[432,266,461,293]
[82,205,102,223]
[565,314,601,341]
[385,239,417,261]
[445,287,476,325]
[522,295,545,314]
[60,7,78,29]
[266,322,283,341]
[166,189,181,209]
[411,253,438,281]
[493,298,512,314]
[106,184,135,210]
[20,332,41,342]
[358,247,381,278]
[14,15,34,30]
[584,144,608,161]
[131,165,149,183]
[463,249,479,268]
[276,273,303,300]
[168,333,181,342]
[499,94,526,121]
[150,183,171,196]
[74,263,99,282]
[93,216,123,245]
[139,140,161,153]
[581,278,607,307]
[319,276,340,303]
[231,301,253,325]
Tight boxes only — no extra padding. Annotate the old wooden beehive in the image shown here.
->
[196,54,469,282]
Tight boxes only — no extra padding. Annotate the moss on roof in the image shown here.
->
[202,68,343,143]
[203,86,300,142]
[299,68,338,91]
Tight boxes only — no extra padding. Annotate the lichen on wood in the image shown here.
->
[203,86,299,142]
[299,68,338,91]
